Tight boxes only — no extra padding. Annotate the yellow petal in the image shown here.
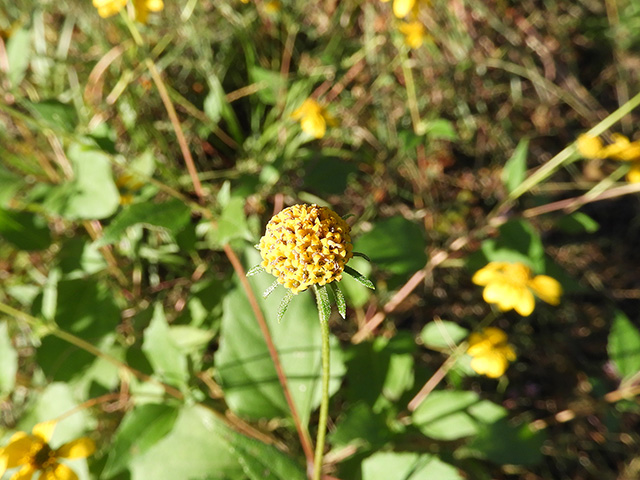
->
[393,0,415,18]
[529,275,562,306]
[512,286,535,316]
[2,434,39,469]
[482,281,520,312]
[470,353,508,378]
[471,262,507,286]
[55,438,96,460]
[627,162,640,183]
[12,464,37,480]
[483,327,509,345]
[32,420,57,443]
[40,463,79,480]
[147,0,164,12]
[576,134,603,159]
[300,113,326,139]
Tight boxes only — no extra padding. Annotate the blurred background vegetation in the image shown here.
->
[2,0,640,479]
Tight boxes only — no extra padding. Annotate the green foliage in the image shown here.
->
[502,138,529,194]
[608,311,640,383]
[361,452,463,480]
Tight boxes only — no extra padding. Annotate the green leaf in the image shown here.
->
[103,404,180,479]
[330,403,392,451]
[212,196,251,246]
[420,321,469,350]
[250,66,287,105]
[215,247,346,424]
[362,452,463,480]
[340,257,374,308]
[314,285,332,323]
[475,219,545,272]
[36,278,120,381]
[555,211,599,234]
[45,143,120,220]
[6,27,32,88]
[26,99,79,133]
[344,265,375,290]
[423,118,459,141]
[0,322,17,396]
[355,216,427,277]
[608,310,640,382]
[345,333,416,407]
[276,289,294,324]
[502,138,529,194]
[0,208,52,251]
[247,264,265,276]
[96,198,191,246]
[329,282,347,319]
[129,404,305,480]
[142,304,189,388]
[412,390,490,440]
[459,418,546,466]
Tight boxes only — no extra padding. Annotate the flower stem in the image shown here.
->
[312,286,332,480]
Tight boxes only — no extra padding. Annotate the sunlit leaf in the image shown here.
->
[608,310,640,382]
[502,138,528,194]
[362,451,463,480]
[0,322,17,396]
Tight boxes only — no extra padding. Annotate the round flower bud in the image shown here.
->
[258,204,353,294]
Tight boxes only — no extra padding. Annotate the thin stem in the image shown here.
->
[312,286,331,480]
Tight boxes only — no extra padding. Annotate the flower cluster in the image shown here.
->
[258,204,353,294]
[291,99,336,139]
[577,133,640,183]
[467,327,516,378]
[472,261,562,317]
[382,0,431,48]
[0,421,95,480]
[93,0,164,23]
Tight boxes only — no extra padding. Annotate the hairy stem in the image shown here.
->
[312,286,331,480]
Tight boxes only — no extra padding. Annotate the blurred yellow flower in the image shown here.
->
[398,20,429,48]
[116,173,144,205]
[381,0,429,18]
[577,133,640,183]
[467,327,516,378]
[472,261,562,316]
[133,0,164,23]
[291,99,335,139]
[0,421,95,480]
[576,134,603,159]
[259,204,353,294]
[264,0,281,13]
[93,0,128,18]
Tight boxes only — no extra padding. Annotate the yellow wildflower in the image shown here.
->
[398,21,429,48]
[467,327,516,378]
[577,133,640,183]
[258,204,353,294]
[133,0,164,23]
[93,0,128,18]
[0,421,95,480]
[472,261,562,316]
[576,134,604,159]
[291,99,335,139]
[264,0,281,14]
[381,0,429,18]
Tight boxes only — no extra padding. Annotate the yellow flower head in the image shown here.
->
[133,0,164,23]
[0,421,95,480]
[291,99,335,139]
[258,204,353,294]
[472,261,562,316]
[600,133,640,162]
[381,0,430,18]
[116,173,145,205]
[467,327,516,378]
[93,0,128,18]
[576,134,604,159]
[398,21,429,49]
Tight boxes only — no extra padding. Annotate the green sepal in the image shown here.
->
[276,290,294,323]
[329,282,346,319]
[246,264,265,277]
[313,285,332,323]
[262,280,279,298]
[344,265,375,290]
[352,251,371,262]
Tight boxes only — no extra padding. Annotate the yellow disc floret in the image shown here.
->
[259,204,353,294]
